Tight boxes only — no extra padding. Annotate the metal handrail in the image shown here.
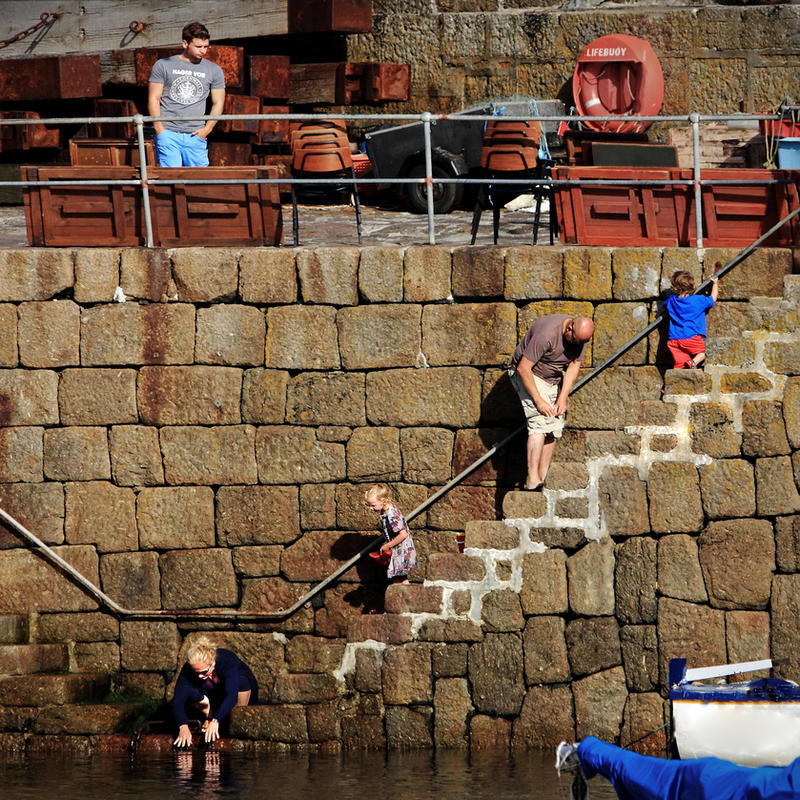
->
[2,107,796,248]
[5,203,799,621]
[2,108,798,619]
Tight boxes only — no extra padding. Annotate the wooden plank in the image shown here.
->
[289,0,372,33]
[289,63,339,105]
[0,2,289,58]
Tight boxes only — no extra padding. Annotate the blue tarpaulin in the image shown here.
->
[577,736,800,800]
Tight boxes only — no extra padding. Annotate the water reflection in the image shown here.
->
[2,747,617,799]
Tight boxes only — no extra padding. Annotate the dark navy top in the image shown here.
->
[172,647,258,726]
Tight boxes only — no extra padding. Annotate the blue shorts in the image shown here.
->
[155,129,209,167]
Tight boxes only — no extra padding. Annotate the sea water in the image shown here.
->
[2,747,617,799]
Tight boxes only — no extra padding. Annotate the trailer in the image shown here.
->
[363,99,565,213]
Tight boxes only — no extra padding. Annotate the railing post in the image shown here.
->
[421,111,436,245]
[134,114,155,248]
[690,111,703,248]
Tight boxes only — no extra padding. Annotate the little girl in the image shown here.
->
[365,483,417,583]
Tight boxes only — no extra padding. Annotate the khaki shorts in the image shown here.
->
[509,369,566,438]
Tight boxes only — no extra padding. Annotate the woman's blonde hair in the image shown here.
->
[364,483,393,504]
[186,636,217,666]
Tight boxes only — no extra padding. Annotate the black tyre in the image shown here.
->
[405,162,464,214]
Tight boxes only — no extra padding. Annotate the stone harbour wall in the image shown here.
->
[345,2,800,130]
[0,243,798,753]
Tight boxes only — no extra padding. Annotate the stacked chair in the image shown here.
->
[469,118,555,245]
[289,119,362,245]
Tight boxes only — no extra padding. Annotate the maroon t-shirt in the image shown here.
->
[509,314,586,385]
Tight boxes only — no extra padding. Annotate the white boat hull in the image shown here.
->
[673,699,800,767]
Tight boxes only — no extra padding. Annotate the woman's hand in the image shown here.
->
[204,718,220,743]
[379,543,391,553]
[174,723,193,748]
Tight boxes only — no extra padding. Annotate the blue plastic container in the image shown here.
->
[777,137,800,169]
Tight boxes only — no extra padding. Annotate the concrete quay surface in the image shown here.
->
[0,200,552,249]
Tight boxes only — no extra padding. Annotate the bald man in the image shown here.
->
[508,314,594,490]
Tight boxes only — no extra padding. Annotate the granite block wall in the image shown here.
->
[345,2,800,124]
[0,243,797,753]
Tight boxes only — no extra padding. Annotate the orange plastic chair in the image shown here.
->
[290,124,362,246]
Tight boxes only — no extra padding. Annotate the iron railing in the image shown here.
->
[2,106,798,247]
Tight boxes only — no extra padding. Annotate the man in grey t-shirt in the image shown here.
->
[508,314,594,490]
[147,21,225,167]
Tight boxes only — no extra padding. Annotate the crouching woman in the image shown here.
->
[172,637,259,747]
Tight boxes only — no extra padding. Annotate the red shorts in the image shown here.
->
[668,335,705,368]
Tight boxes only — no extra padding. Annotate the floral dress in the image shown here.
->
[380,503,417,579]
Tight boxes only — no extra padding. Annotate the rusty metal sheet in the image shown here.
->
[135,46,244,90]
[249,55,290,100]
[0,112,60,152]
[0,54,101,101]
[289,0,373,34]
[363,63,410,102]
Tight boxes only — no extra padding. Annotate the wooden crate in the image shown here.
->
[682,168,799,247]
[69,138,156,167]
[150,167,282,246]
[23,166,146,246]
[23,166,283,247]
[87,99,140,139]
[553,166,691,247]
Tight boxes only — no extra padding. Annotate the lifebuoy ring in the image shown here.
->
[572,34,664,134]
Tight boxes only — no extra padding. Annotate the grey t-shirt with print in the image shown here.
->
[149,55,225,133]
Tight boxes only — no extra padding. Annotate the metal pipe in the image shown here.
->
[134,114,154,248]
[421,111,436,245]
[5,203,799,622]
[690,112,704,248]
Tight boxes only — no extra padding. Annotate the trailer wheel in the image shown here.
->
[406,163,464,214]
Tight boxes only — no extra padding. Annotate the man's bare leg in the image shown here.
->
[526,432,545,489]
[537,434,557,486]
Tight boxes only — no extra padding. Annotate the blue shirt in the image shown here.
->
[664,293,714,339]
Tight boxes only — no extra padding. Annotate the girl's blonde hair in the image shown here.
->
[364,483,393,504]
[186,636,217,665]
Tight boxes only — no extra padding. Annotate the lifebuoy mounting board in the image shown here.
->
[572,34,664,134]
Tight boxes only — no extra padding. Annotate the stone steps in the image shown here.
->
[0,673,110,706]
[0,643,68,675]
